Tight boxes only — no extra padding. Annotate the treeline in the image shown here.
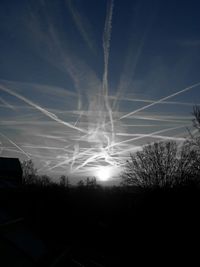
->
[21,159,99,189]
[21,106,200,190]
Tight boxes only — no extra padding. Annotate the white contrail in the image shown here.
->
[0,147,28,154]
[22,145,68,151]
[107,125,187,150]
[0,84,87,133]
[70,143,79,171]
[128,115,191,123]
[103,0,114,96]
[109,95,198,106]
[0,132,30,158]
[72,153,100,172]
[74,109,84,127]
[0,96,15,110]
[35,134,68,142]
[47,147,94,171]
[120,82,200,120]
[102,0,115,145]
[116,133,185,141]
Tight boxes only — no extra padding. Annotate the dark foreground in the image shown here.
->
[0,184,200,266]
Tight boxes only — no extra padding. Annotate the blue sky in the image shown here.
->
[0,0,200,183]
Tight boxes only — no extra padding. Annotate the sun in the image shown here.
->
[95,166,112,182]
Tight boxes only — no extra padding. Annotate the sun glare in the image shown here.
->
[96,166,112,182]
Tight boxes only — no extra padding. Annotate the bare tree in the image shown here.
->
[77,179,85,187]
[192,105,200,131]
[59,175,70,188]
[39,175,51,186]
[177,140,200,181]
[86,177,97,188]
[121,141,200,188]
[188,105,200,151]
[21,159,38,184]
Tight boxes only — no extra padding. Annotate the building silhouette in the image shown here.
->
[0,157,22,187]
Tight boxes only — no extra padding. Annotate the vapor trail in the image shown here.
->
[47,147,94,171]
[102,0,115,145]
[72,153,100,172]
[110,95,198,106]
[116,133,185,141]
[0,84,87,134]
[0,96,15,110]
[35,134,68,142]
[129,115,191,123]
[120,82,200,120]
[107,125,187,150]
[103,0,114,96]
[22,145,68,151]
[0,132,30,159]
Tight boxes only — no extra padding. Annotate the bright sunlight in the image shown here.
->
[95,166,113,182]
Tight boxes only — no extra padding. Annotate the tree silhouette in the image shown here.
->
[77,179,85,187]
[188,105,200,150]
[39,175,51,186]
[59,175,70,188]
[21,159,38,184]
[192,105,200,131]
[176,140,200,184]
[121,140,200,188]
[86,177,97,188]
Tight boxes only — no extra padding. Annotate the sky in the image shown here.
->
[0,0,200,183]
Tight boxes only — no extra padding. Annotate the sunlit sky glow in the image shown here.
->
[0,0,200,183]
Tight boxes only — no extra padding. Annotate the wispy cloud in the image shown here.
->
[66,0,97,53]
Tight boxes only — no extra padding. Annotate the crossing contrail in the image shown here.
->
[0,1,198,180]
[0,84,87,134]
[120,82,200,120]
[107,125,187,150]
[0,132,30,159]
